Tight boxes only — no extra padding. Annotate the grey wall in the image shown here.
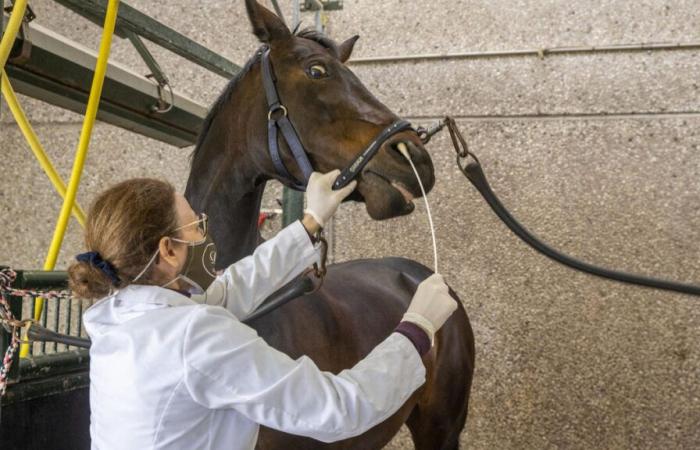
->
[2,1,699,449]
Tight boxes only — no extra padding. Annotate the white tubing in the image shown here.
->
[397,143,439,273]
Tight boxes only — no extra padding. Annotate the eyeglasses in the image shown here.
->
[174,212,208,238]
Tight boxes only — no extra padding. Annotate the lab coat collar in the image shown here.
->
[83,284,196,333]
[117,284,196,307]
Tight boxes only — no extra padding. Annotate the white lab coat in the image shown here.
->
[83,221,426,450]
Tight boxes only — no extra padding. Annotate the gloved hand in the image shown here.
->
[304,170,357,228]
[402,274,458,344]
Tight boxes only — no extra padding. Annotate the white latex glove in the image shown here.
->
[304,170,357,228]
[402,274,458,344]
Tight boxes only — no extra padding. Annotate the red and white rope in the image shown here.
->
[0,268,20,396]
[0,268,72,396]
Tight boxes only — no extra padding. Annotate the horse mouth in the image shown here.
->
[391,181,415,204]
[357,170,415,218]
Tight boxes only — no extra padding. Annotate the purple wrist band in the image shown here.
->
[394,321,431,356]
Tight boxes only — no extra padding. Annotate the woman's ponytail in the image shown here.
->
[69,178,178,300]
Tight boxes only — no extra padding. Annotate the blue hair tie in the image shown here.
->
[76,251,121,286]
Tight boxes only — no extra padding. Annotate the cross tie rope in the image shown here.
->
[0,268,72,396]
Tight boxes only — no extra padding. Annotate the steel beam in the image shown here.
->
[300,0,343,11]
[3,20,208,147]
[270,0,286,25]
[52,0,240,78]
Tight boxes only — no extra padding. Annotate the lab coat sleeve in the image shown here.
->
[201,220,321,319]
[182,306,426,443]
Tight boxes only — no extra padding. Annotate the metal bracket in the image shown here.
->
[300,0,343,11]
[269,0,286,25]
[3,2,35,64]
[52,0,240,78]
[126,31,173,113]
[3,2,35,21]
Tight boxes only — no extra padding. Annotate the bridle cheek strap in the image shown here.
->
[262,48,313,190]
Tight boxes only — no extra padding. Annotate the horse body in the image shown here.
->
[246,258,474,450]
[185,2,475,448]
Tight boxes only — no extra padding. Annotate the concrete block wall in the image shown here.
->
[1,1,698,448]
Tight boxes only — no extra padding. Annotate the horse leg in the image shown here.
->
[406,299,475,450]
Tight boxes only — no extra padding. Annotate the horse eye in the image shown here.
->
[307,64,328,79]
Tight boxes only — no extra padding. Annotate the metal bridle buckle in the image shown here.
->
[440,116,480,175]
[268,105,288,121]
[301,233,328,295]
[312,234,328,279]
[416,120,447,145]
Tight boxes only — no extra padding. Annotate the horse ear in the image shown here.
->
[245,0,291,44]
[338,35,359,63]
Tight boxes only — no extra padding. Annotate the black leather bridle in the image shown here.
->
[261,48,415,191]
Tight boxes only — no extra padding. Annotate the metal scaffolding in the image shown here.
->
[3,0,242,147]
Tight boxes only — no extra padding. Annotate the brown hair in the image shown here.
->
[68,178,179,300]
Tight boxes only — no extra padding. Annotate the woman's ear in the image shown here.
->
[157,236,181,272]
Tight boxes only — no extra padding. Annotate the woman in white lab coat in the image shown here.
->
[68,171,457,450]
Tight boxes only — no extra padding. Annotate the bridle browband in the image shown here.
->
[261,48,415,191]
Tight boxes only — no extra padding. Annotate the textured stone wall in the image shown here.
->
[2,1,698,449]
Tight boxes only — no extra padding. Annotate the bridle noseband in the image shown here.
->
[261,48,415,191]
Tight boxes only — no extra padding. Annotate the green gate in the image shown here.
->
[0,270,90,449]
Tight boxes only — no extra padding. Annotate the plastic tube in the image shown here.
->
[22,0,121,357]
[1,71,87,226]
[397,143,439,273]
[0,0,27,69]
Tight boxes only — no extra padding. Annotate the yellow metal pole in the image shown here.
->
[20,0,120,357]
[1,71,87,226]
[42,0,120,268]
[0,0,27,69]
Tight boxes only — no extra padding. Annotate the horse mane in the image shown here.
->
[190,50,263,161]
[190,27,339,162]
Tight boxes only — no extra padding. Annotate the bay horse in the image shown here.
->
[185,1,475,448]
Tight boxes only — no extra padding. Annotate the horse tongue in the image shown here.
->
[391,182,415,203]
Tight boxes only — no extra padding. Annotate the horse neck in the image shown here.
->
[186,63,273,268]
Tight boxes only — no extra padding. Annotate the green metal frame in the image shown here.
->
[3,19,208,147]
[1,270,89,409]
[2,0,244,147]
[301,0,344,11]
[52,0,240,78]
[282,188,305,227]
[126,31,169,86]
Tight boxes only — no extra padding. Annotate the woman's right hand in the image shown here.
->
[402,274,458,343]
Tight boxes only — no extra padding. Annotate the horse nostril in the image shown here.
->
[396,142,411,161]
[391,141,423,164]
[390,141,411,160]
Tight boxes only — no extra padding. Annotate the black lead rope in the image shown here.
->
[439,117,700,297]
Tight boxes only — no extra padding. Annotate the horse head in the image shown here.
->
[187,0,436,266]
[244,0,434,219]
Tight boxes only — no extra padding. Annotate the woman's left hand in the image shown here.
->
[304,170,357,229]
